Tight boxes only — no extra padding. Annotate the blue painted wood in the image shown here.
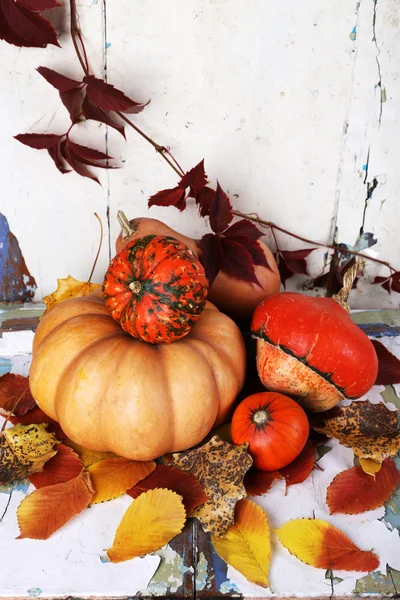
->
[0,213,36,302]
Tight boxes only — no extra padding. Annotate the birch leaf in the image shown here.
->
[88,457,156,503]
[29,443,83,488]
[107,488,186,563]
[212,499,271,587]
[276,518,379,572]
[0,423,58,485]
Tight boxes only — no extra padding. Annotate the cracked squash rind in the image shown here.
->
[251,292,378,412]
[29,290,246,460]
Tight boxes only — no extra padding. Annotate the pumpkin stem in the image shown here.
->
[129,281,142,294]
[117,210,135,239]
[332,257,366,312]
[252,409,269,425]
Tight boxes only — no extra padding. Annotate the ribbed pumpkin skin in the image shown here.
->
[29,291,246,460]
[103,235,208,344]
[251,292,378,412]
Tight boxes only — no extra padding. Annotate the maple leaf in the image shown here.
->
[0,373,36,416]
[212,499,271,588]
[127,464,208,515]
[276,518,379,572]
[87,458,155,504]
[0,423,58,486]
[0,0,60,48]
[311,400,400,462]
[371,340,400,385]
[17,470,94,539]
[327,459,400,515]
[10,405,67,440]
[42,275,101,315]
[280,441,317,490]
[170,435,253,537]
[275,248,316,287]
[107,488,186,563]
[29,443,83,488]
[244,469,282,497]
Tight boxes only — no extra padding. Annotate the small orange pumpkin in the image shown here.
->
[231,392,309,471]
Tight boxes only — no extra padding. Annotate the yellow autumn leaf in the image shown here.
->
[107,488,186,563]
[360,458,382,476]
[276,518,379,572]
[0,423,58,486]
[88,457,156,503]
[42,276,101,316]
[64,440,118,467]
[17,470,94,539]
[212,499,271,588]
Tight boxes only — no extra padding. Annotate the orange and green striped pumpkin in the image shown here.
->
[102,234,208,344]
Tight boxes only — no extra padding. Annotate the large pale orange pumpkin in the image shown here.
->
[29,290,246,460]
[115,214,281,320]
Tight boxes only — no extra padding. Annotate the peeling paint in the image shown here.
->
[196,552,209,591]
[142,545,187,595]
[0,358,12,376]
[354,565,400,595]
[27,588,42,597]
[349,26,357,41]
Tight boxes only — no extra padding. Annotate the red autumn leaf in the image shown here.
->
[14,133,63,149]
[67,141,114,169]
[279,441,317,489]
[180,159,208,192]
[0,373,36,416]
[280,248,316,275]
[198,233,223,287]
[60,139,102,184]
[371,340,400,385]
[0,0,60,48]
[148,186,187,211]
[229,236,272,270]
[224,219,264,241]
[127,464,208,515]
[82,96,125,138]
[48,144,71,174]
[9,406,67,440]
[327,459,400,514]
[83,75,147,113]
[37,67,86,121]
[195,186,215,217]
[244,469,282,496]
[36,66,80,92]
[18,0,62,9]
[391,272,400,293]
[220,238,260,286]
[209,183,233,234]
[29,443,83,489]
[373,276,392,294]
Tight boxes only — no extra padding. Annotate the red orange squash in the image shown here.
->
[115,214,281,320]
[103,235,208,344]
[251,292,379,412]
[231,392,309,471]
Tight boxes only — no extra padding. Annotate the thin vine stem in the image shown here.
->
[68,0,398,277]
[87,212,103,283]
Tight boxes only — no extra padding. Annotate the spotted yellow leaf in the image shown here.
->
[212,499,271,587]
[276,518,379,572]
[107,488,186,563]
[88,457,156,503]
[42,276,100,316]
[0,423,58,486]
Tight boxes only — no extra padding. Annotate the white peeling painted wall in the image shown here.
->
[0,0,399,309]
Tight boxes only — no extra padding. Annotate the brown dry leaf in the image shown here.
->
[17,470,94,539]
[42,276,100,316]
[107,488,186,563]
[64,440,118,467]
[0,423,58,486]
[171,435,253,536]
[0,373,36,416]
[311,400,400,462]
[88,457,156,503]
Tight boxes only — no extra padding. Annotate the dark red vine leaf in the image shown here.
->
[209,182,233,234]
[83,75,148,113]
[279,442,317,489]
[371,340,400,385]
[224,219,264,240]
[220,238,260,286]
[48,144,71,174]
[18,0,62,9]
[15,133,62,149]
[180,159,207,192]
[391,272,400,293]
[148,187,187,211]
[0,0,60,48]
[373,276,392,294]
[82,96,125,138]
[374,271,400,294]
[230,236,271,270]
[37,67,84,121]
[67,141,115,169]
[37,67,80,92]
[195,186,216,217]
[276,248,316,287]
[198,233,223,287]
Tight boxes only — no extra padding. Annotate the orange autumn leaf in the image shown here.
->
[88,457,156,503]
[127,464,207,514]
[107,488,186,563]
[211,499,271,588]
[29,443,83,488]
[276,518,379,572]
[42,276,101,316]
[244,469,282,496]
[280,441,317,489]
[0,373,36,416]
[327,459,400,515]
[17,470,94,539]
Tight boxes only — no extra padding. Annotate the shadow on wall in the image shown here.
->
[0,213,37,303]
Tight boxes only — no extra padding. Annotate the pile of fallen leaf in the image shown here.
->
[1,349,400,588]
